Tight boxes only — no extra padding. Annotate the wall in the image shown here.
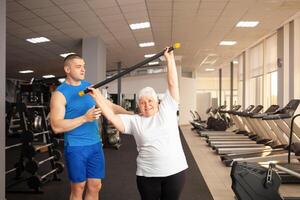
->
[196,93,211,120]
[197,77,219,90]
[1,0,6,198]
[106,73,167,94]
[179,77,196,125]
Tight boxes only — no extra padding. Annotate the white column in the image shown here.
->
[294,17,300,99]
[293,17,300,120]
[244,49,251,107]
[283,23,290,105]
[0,0,6,198]
[82,37,107,86]
[277,27,284,107]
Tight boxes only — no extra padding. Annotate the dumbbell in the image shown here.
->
[23,143,53,158]
[30,111,43,131]
[22,130,50,143]
[27,162,64,191]
[25,149,62,174]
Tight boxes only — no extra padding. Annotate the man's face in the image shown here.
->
[65,58,85,81]
[138,96,159,117]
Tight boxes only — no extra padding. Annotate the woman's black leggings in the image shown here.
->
[136,170,186,200]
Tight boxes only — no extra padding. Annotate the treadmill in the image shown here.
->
[197,105,249,137]
[267,113,300,183]
[208,105,278,149]
[221,100,300,166]
[208,105,264,148]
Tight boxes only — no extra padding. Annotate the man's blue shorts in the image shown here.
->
[64,142,105,183]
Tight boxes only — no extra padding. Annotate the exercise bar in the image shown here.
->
[78,43,181,96]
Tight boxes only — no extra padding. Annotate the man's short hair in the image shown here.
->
[63,54,82,66]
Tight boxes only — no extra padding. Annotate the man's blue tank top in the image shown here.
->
[56,80,101,146]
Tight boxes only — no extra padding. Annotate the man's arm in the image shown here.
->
[165,47,179,103]
[50,91,101,134]
[104,99,133,115]
[88,88,126,133]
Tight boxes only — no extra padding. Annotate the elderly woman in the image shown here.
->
[89,47,188,200]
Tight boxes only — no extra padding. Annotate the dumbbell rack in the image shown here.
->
[6,103,64,193]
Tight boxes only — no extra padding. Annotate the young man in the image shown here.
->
[50,54,130,200]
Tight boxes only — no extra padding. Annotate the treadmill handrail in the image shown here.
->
[262,113,292,120]
[288,113,300,163]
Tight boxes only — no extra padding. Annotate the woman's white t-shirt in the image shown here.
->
[118,90,188,177]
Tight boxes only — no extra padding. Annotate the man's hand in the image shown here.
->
[83,106,102,122]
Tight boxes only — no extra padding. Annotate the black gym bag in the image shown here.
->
[206,117,227,131]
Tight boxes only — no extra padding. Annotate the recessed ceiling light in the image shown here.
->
[144,54,155,58]
[139,42,155,48]
[60,52,76,58]
[19,70,34,74]
[220,41,237,46]
[130,22,150,30]
[43,74,55,78]
[58,78,66,83]
[149,61,159,65]
[26,37,50,44]
[200,54,218,66]
[205,68,215,72]
[236,21,259,27]
[233,61,239,64]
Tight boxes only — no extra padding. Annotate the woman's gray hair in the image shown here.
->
[138,87,158,102]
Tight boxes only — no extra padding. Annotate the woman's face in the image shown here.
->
[138,96,159,117]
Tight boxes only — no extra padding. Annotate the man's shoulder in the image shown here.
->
[56,82,66,91]
[81,80,92,86]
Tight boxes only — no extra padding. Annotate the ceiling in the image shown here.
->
[5,0,300,80]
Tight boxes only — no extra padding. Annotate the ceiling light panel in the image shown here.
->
[58,78,66,83]
[60,52,76,58]
[200,54,218,66]
[139,42,155,47]
[43,74,55,78]
[144,54,155,58]
[205,68,215,72]
[26,37,50,44]
[219,41,237,46]
[19,70,34,74]
[236,21,259,27]
[129,22,150,30]
[149,61,159,65]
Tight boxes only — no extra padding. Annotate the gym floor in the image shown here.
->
[181,125,300,200]
[6,127,214,200]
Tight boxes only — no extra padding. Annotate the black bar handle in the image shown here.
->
[78,43,181,96]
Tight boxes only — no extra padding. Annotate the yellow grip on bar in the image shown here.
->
[78,91,85,96]
[173,43,181,49]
